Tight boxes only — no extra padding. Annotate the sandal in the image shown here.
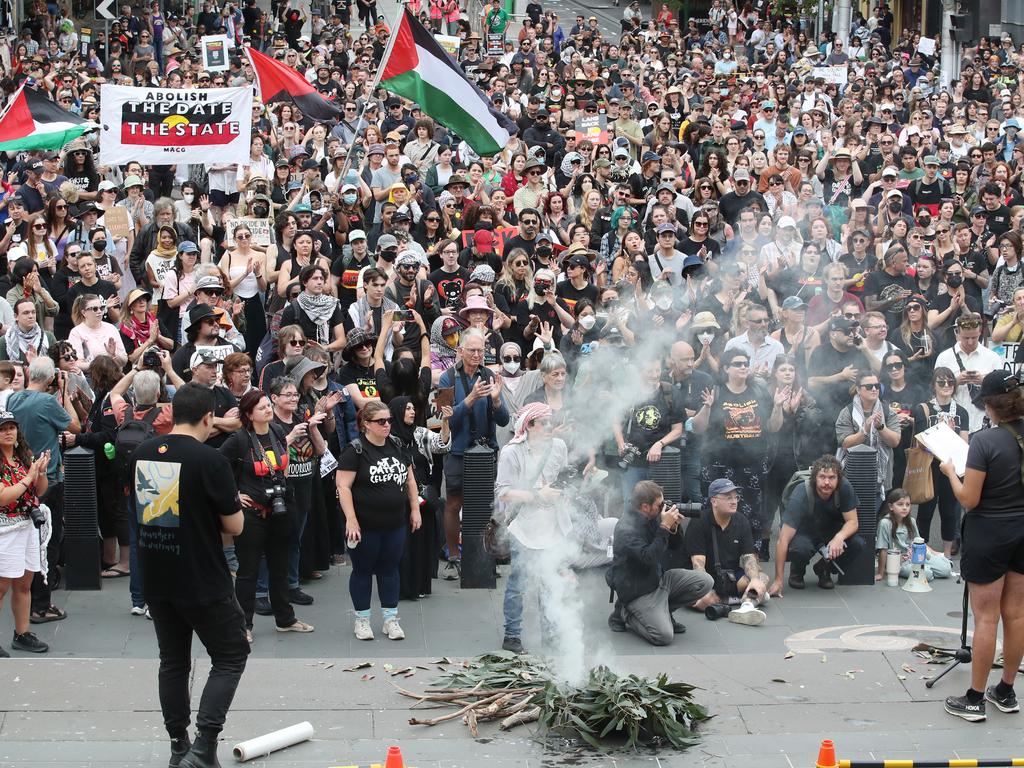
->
[101,567,130,578]
[30,605,67,624]
[309,571,323,580]
[276,620,314,633]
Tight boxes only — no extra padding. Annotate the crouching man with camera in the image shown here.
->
[770,455,862,596]
[607,480,714,646]
[220,390,314,640]
[685,479,769,626]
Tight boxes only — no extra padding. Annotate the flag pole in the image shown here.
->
[333,0,408,193]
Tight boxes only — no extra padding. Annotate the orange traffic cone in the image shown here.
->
[816,739,838,768]
[384,745,405,768]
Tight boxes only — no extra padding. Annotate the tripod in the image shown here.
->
[925,581,972,689]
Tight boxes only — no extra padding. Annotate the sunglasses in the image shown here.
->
[885,362,904,370]
[286,338,305,346]
[859,382,881,390]
[502,355,521,362]
[425,217,440,223]
[692,221,709,227]
[957,320,981,329]
[236,233,251,240]
[61,352,78,362]
[84,305,104,313]
[367,416,393,425]
[728,360,750,368]
[936,378,955,386]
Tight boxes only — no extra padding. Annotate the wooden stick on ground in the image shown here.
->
[499,706,541,730]
[408,690,508,726]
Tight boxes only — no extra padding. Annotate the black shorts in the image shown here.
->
[961,514,1024,584]
[443,454,464,494]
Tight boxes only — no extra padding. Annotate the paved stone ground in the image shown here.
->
[1,563,1018,768]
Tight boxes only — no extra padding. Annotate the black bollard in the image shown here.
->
[838,445,878,585]
[63,446,101,590]
[461,444,496,588]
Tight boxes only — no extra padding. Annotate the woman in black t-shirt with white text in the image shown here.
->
[337,400,421,643]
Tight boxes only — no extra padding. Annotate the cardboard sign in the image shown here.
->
[224,217,275,247]
[811,66,848,85]
[575,113,608,145]
[102,205,132,240]
[917,37,936,56]
[435,34,461,58]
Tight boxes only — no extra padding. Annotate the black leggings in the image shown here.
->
[916,462,961,544]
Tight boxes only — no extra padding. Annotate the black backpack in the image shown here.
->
[115,407,161,481]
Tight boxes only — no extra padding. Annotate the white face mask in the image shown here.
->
[697,331,715,345]
[502,360,521,375]
[183,193,194,204]
[578,314,597,330]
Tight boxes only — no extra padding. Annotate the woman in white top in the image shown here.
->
[67,294,128,371]
[161,242,200,344]
[236,135,275,192]
[8,216,58,282]
[144,225,179,302]
[219,222,269,354]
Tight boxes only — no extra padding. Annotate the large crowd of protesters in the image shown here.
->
[0,0,1023,724]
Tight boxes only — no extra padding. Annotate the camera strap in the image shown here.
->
[248,425,287,482]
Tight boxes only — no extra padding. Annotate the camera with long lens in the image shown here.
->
[267,484,288,516]
[28,506,45,528]
[617,443,641,469]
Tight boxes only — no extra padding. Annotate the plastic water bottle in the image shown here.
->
[103,443,116,460]
[911,537,927,566]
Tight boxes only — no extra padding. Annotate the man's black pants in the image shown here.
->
[147,595,250,738]
[789,531,864,576]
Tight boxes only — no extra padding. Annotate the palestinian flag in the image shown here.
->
[380,9,516,155]
[245,46,341,122]
[0,86,97,152]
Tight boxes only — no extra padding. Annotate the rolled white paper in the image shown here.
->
[232,721,314,762]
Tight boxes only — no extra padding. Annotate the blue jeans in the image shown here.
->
[502,541,557,641]
[348,526,407,611]
[619,466,650,516]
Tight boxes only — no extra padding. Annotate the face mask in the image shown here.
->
[183,193,194,204]
[534,280,552,294]
[947,274,963,288]
[502,360,521,375]
[405,173,419,184]
[889,202,902,213]
[536,245,552,257]
[252,205,269,218]
[342,193,357,205]
[93,239,107,252]
[381,249,397,262]
[655,296,673,311]
[578,314,597,330]
[697,331,715,345]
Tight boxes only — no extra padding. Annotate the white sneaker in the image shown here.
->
[130,605,146,616]
[382,617,405,640]
[728,601,766,627]
[354,617,374,641]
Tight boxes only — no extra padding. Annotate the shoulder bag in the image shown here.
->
[903,403,935,504]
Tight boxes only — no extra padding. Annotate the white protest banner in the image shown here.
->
[224,217,275,247]
[990,341,1022,376]
[99,85,252,166]
[917,37,936,56]
[200,35,231,72]
[811,66,848,85]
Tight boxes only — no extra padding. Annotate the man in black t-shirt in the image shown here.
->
[189,351,240,449]
[864,247,916,328]
[770,455,862,596]
[685,478,768,625]
[808,317,874,442]
[133,384,247,768]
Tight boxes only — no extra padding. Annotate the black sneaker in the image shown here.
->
[945,694,986,722]
[788,572,805,590]
[671,618,687,634]
[502,636,524,653]
[287,588,314,606]
[11,632,48,653]
[814,559,835,590]
[253,597,272,616]
[986,685,1020,713]
[608,604,626,632]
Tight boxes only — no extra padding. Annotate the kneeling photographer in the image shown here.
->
[607,480,714,646]
[220,390,313,640]
[685,479,768,627]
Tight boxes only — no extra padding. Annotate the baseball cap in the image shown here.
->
[656,222,676,234]
[732,168,751,182]
[178,240,199,254]
[97,179,117,192]
[377,233,399,250]
[974,369,1021,407]
[881,166,899,178]
[194,274,223,292]
[473,230,495,253]
[970,205,986,216]
[709,478,739,497]
[190,350,224,368]
[829,316,858,332]
[348,229,366,242]
[782,296,806,311]
[777,216,797,229]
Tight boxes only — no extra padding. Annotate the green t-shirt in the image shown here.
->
[486,7,509,33]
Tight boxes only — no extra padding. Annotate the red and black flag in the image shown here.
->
[244,46,341,122]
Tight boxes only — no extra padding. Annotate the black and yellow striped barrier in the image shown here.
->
[838,760,1024,768]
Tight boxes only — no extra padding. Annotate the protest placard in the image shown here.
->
[224,217,275,247]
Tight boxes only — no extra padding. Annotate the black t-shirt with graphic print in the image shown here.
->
[339,436,411,531]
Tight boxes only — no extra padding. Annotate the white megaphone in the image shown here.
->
[902,536,932,593]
